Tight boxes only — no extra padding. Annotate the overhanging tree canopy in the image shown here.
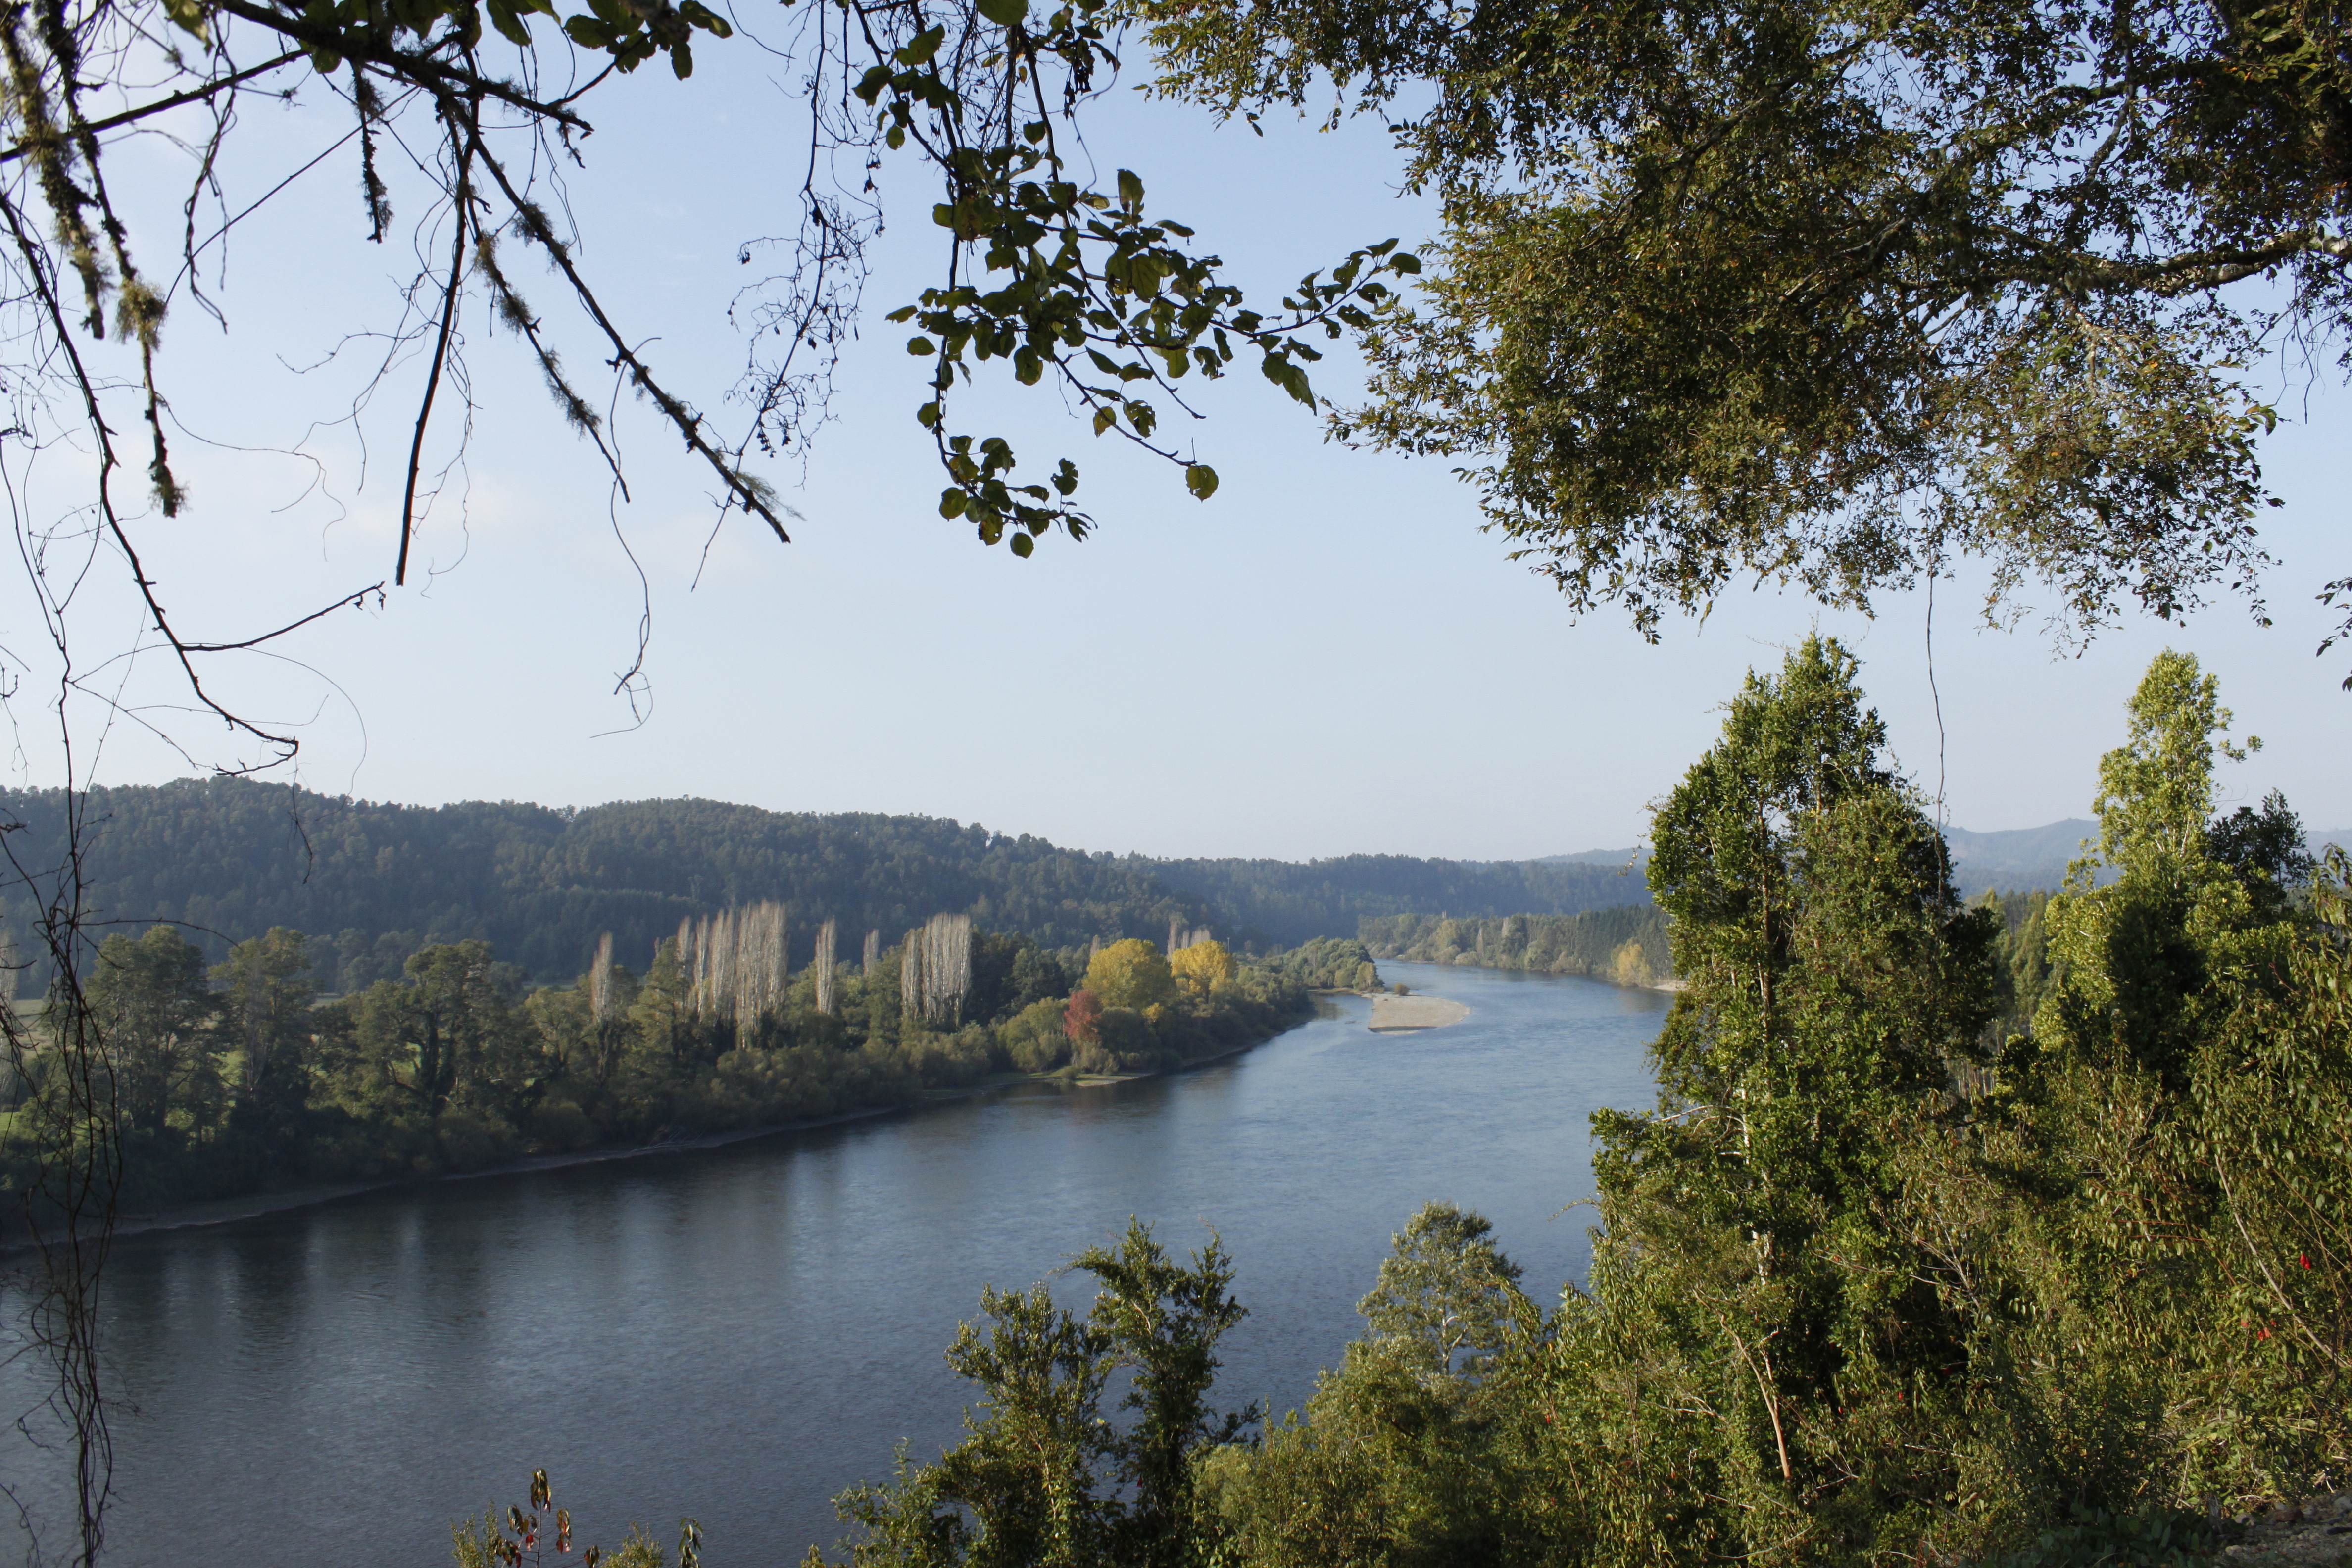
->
[1142,0,2352,672]
[12,0,2345,762]
[0,0,1415,771]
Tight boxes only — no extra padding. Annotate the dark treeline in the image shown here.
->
[0,784,1648,990]
[0,785,1226,989]
[1,919,1316,1213]
[1360,907,1674,988]
[1141,854,1653,947]
[715,640,2352,1568]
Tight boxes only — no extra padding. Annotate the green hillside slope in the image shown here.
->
[0,782,1664,987]
[0,781,1213,986]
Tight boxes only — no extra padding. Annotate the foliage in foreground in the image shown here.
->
[450,1469,697,1568]
[1142,0,2350,668]
[824,641,2351,1568]
[835,1221,1254,1568]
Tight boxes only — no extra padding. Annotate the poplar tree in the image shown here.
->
[815,918,839,1017]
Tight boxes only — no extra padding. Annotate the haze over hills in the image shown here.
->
[1145,855,1651,947]
[1941,820,2097,892]
[1934,818,2349,889]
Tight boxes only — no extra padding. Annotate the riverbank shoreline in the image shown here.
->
[47,958,1654,1568]
[1374,955,1681,994]
[69,1102,922,1247]
[31,1008,1327,1251]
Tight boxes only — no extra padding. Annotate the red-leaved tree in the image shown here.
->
[1064,989,1104,1046]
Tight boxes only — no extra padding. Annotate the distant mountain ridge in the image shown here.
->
[1941,818,2350,891]
[1941,819,2097,892]
[1142,853,1651,948]
[1541,848,1646,869]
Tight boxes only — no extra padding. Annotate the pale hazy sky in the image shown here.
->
[13,31,2347,859]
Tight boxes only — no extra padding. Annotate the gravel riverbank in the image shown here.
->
[1368,993,1472,1033]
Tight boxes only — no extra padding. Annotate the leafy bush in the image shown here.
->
[998,998,1069,1073]
[1259,937,1380,991]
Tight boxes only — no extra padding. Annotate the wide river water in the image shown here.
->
[5,961,1664,1566]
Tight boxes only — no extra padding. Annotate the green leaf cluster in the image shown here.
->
[835,1221,1253,1568]
[243,0,728,81]
[854,0,1419,548]
[1137,0,2339,652]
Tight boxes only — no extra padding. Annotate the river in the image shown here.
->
[2,962,1664,1565]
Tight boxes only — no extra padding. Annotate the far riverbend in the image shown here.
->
[4,961,1665,1566]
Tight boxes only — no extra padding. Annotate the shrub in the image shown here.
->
[1000,998,1070,1073]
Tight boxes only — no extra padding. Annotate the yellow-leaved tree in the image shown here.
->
[1084,940,1178,1011]
[1170,941,1239,997]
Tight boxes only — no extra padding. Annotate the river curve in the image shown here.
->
[0,961,1664,1566]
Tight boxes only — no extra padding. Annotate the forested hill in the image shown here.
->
[0,781,1650,987]
[0,781,1218,988]
[1140,854,1652,947]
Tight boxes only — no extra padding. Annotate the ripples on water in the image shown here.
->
[2,962,1663,1566]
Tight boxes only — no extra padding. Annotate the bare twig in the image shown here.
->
[0,49,303,166]
[1723,1322,1795,1483]
[397,110,474,586]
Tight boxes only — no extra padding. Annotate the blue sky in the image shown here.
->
[17,26,2347,859]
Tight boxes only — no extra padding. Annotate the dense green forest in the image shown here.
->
[1145,855,1652,947]
[0,784,1650,990]
[0,785,1225,988]
[1255,935,1384,992]
[1360,907,1674,988]
[681,640,2345,1568]
[0,919,1320,1213]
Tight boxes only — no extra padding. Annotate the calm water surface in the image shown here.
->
[7,962,1663,1565]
